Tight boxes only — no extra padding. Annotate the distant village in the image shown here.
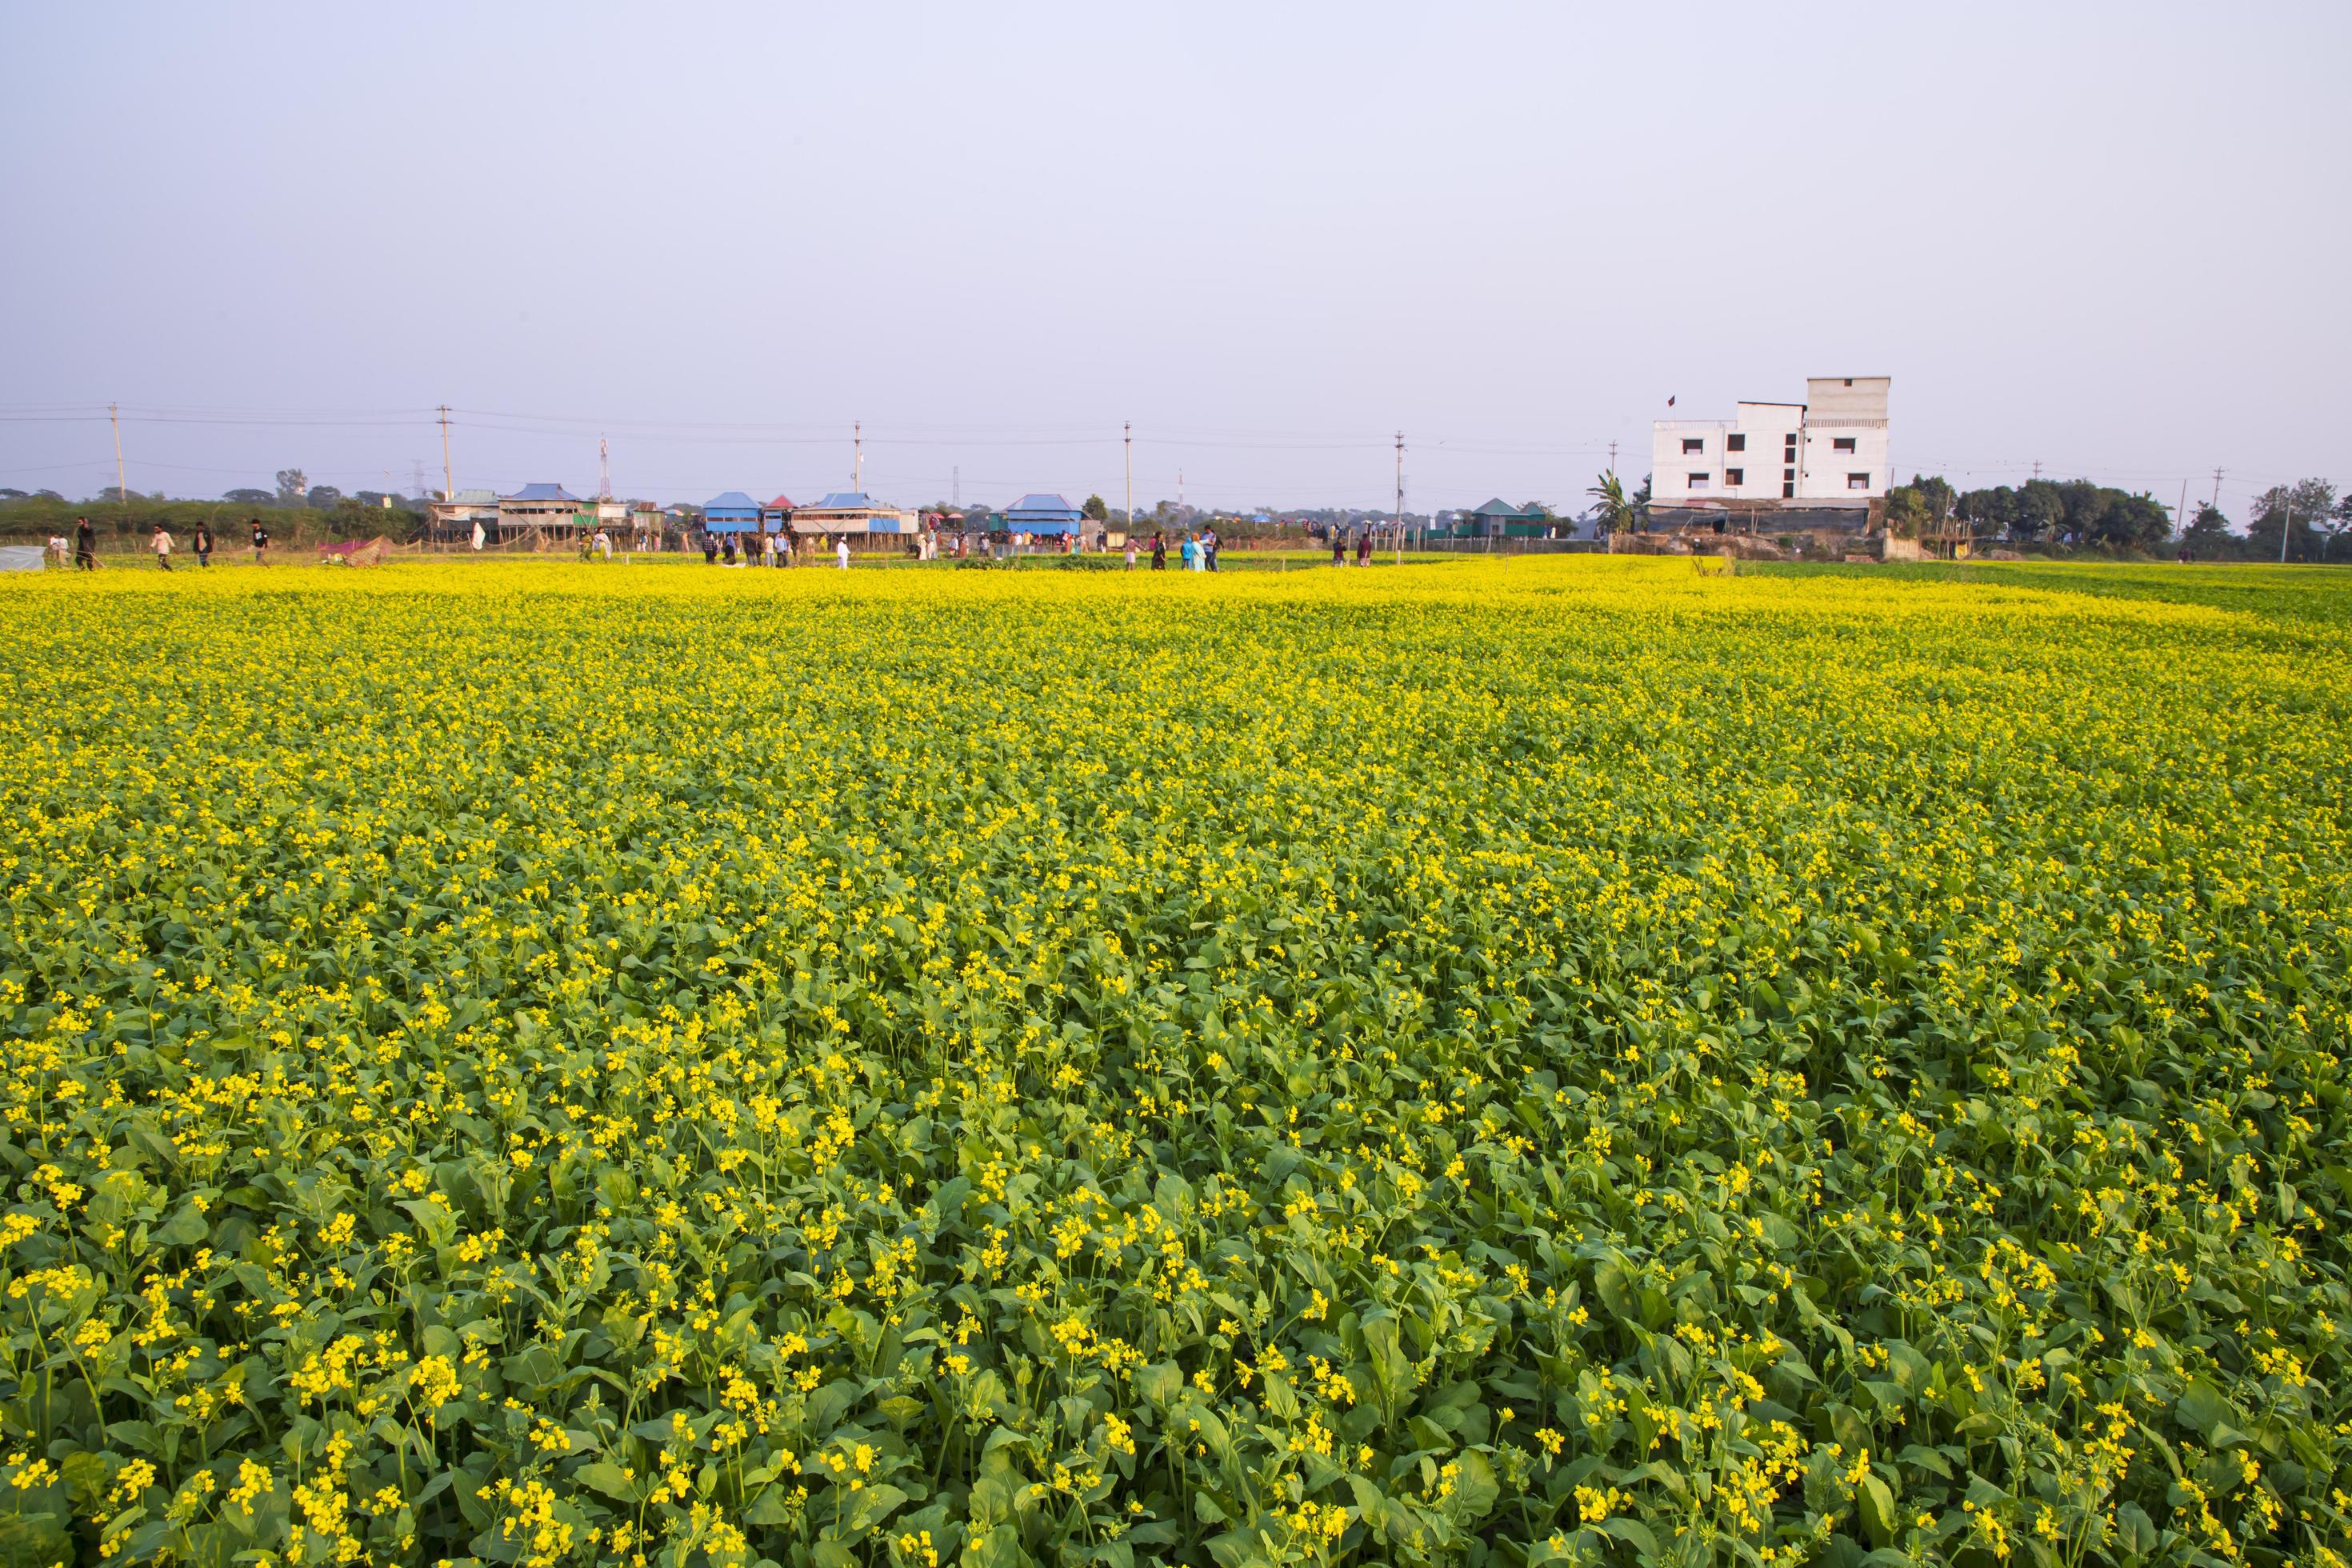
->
[422,485,1594,553]
[417,375,1900,553]
[36,373,2280,562]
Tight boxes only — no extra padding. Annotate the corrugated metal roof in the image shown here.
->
[765,495,796,511]
[505,482,582,502]
[1005,493,1083,521]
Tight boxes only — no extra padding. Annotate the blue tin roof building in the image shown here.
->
[1002,493,1085,535]
[702,491,764,534]
[791,491,920,534]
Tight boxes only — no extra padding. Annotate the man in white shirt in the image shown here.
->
[835,538,851,570]
[150,524,174,570]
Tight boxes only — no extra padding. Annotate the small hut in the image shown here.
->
[499,483,590,546]
[702,492,764,544]
[790,491,919,538]
[1003,493,1085,546]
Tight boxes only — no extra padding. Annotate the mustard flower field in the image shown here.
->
[1,556,2348,1568]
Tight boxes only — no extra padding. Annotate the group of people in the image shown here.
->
[1131,526,1222,571]
[62,515,269,570]
[1331,527,1376,566]
[700,530,856,570]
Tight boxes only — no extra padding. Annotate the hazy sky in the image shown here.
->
[3,2,2345,518]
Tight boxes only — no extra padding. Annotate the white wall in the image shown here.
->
[1651,382,1890,506]
[1650,419,1728,502]
[1795,424,1889,501]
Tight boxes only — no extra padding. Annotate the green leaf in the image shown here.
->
[153,1203,210,1248]
[1599,1518,1658,1556]
[1858,1474,1898,1546]
[574,1462,638,1502]
[1450,1449,1501,1519]
[2115,1502,2158,1560]
[2174,1380,2235,1438]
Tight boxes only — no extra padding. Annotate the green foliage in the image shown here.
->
[0,559,2346,1567]
[1883,474,1957,538]
[2182,502,2235,557]
[1955,480,2174,551]
[1586,473,1641,535]
[2246,480,2340,562]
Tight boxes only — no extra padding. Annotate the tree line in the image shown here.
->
[1886,474,2350,559]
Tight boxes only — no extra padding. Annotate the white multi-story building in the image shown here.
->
[1650,377,1890,514]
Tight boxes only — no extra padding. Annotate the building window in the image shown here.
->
[1726,434,1746,453]
[1832,437,1857,454]
[1782,466,1795,482]
[1782,482,1795,498]
[1682,438,1705,454]
[1687,473,1710,490]
[1847,472,1870,490]
[1725,468,1744,486]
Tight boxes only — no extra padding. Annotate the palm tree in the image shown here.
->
[1587,471,1642,536]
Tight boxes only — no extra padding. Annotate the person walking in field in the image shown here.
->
[1179,533,1198,571]
[1330,530,1345,566]
[1124,540,1137,570]
[193,520,214,567]
[249,517,269,566]
[836,537,851,570]
[1203,526,1220,572]
[1150,532,1166,570]
[471,518,486,552]
[1355,529,1371,567]
[74,516,97,570]
[150,523,174,570]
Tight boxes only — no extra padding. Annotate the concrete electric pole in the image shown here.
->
[1394,431,1405,563]
[110,403,127,509]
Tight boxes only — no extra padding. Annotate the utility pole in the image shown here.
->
[2177,479,2187,542]
[2282,492,2292,564]
[853,421,863,490]
[437,406,454,502]
[1394,431,1405,563]
[2031,458,2042,481]
[1608,438,1618,475]
[952,466,959,509]
[109,402,127,508]
[2211,467,2223,510]
[1123,422,1132,537]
